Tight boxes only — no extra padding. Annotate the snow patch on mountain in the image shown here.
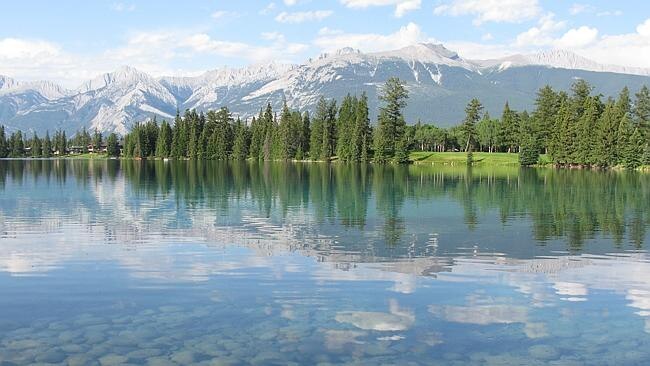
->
[480,49,650,76]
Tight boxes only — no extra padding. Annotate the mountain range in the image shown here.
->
[2,43,650,135]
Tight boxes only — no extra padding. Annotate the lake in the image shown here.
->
[1,159,649,365]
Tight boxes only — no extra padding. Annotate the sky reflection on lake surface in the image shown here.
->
[1,160,649,365]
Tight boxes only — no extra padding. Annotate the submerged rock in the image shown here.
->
[528,344,559,360]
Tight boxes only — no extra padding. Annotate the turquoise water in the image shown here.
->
[1,160,649,365]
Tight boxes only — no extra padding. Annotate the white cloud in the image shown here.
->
[275,10,334,24]
[0,29,310,88]
[111,2,135,12]
[482,33,494,41]
[284,0,297,5]
[183,33,308,62]
[555,26,599,49]
[318,27,344,36]
[314,22,427,52]
[0,38,61,59]
[596,10,623,17]
[340,0,421,18]
[638,19,650,37]
[569,3,593,15]
[434,0,541,25]
[576,19,650,69]
[210,10,239,20]
[515,13,566,47]
[259,2,277,15]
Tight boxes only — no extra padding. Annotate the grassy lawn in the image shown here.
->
[64,153,109,159]
[410,151,551,166]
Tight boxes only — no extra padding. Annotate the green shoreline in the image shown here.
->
[2,152,649,172]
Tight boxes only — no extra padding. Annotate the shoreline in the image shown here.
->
[1,154,648,172]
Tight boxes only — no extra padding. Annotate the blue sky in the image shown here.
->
[1,0,649,87]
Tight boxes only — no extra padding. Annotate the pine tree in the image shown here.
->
[10,131,24,157]
[171,110,185,159]
[532,85,559,153]
[156,120,172,158]
[633,85,650,164]
[262,104,275,161]
[42,132,52,158]
[296,112,310,160]
[0,125,7,158]
[187,111,203,159]
[571,79,593,117]
[336,94,356,161]
[205,107,233,160]
[352,93,371,162]
[321,99,337,161]
[374,77,409,163]
[519,134,540,166]
[232,118,250,160]
[249,109,265,159]
[461,98,483,153]
[594,100,619,167]
[548,97,574,164]
[517,109,539,164]
[309,99,325,160]
[31,133,42,157]
[393,135,410,164]
[92,129,102,153]
[107,133,120,157]
[619,118,644,169]
[500,102,519,153]
[575,96,601,165]
[277,101,295,160]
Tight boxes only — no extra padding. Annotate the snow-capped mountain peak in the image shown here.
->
[0,75,20,91]
[78,65,155,93]
[481,49,650,76]
[0,76,70,100]
[373,43,472,69]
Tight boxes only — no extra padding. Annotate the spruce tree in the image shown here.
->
[533,85,559,153]
[232,118,250,160]
[262,104,275,161]
[353,93,371,162]
[0,125,6,158]
[277,101,295,160]
[42,132,52,158]
[519,134,540,166]
[575,96,601,165]
[10,131,24,157]
[621,124,644,169]
[500,102,519,153]
[321,99,337,161]
[571,79,593,117]
[31,133,42,157]
[297,112,310,160]
[595,100,619,167]
[336,94,356,161]
[374,77,409,163]
[548,97,573,164]
[461,98,483,153]
[309,99,325,160]
[249,109,265,159]
[156,120,172,158]
[107,133,120,157]
[171,110,185,159]
[633,85,650,164]
[92,129,102,153]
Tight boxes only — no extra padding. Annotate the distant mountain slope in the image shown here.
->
[1,43,650,134]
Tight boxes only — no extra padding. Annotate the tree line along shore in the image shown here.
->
[1,78,649,169]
